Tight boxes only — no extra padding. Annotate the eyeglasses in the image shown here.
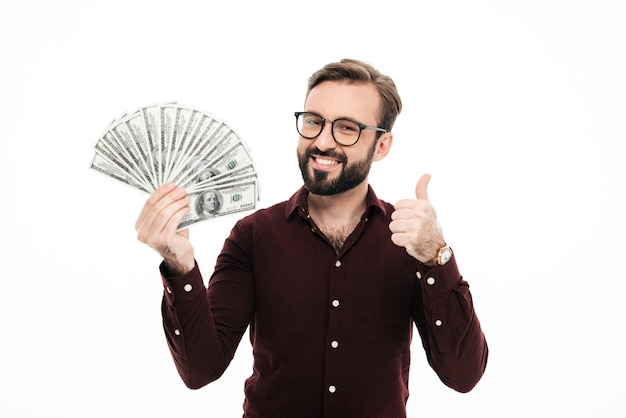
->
[294,111,387,146]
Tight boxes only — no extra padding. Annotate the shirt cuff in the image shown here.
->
[416,254,462,296]
[160,260,205,305]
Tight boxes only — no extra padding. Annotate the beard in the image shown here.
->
[298,145,375,196]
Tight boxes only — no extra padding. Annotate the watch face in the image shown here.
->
[440,248,452,264]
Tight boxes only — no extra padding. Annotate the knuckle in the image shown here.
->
[137,229,150,244]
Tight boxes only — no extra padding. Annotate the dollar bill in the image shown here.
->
[173,122,237,187]
[163,106,196,183]
[184,162,257,193]
[120,111,160,188]
[90,152,151,193]
[140,104,167,186]
[167,112,221,184]
[178,179,258,230]
[94,131,154,192]
[207,141,255,177]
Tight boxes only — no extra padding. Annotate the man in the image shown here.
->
[135,58,488,417]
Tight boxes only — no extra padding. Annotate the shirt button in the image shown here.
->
[166,286,172,294]
[415,272,422,280]
[311,227,317,232]
[435,319,443,327]
[331,299,340,308]
[174,329,181,335]
[183,284,193,292]
[331,340,339,349]
[328,385,337,393]
[335,260,342,267]
[426,277,436,285]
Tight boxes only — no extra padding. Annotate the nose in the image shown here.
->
[312,120,337,151]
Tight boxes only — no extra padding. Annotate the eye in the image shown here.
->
[304,114,322,126]
[335,120,359,134]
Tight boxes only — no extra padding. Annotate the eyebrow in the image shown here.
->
[303,110,372,125]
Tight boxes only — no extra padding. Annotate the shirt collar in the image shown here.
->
[285,185,387,219]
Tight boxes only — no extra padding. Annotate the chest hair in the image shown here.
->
[315,216,362,254]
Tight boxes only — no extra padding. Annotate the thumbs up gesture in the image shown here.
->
[389,174,446,265]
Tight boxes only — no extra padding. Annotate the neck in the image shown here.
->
[307,181,369,224]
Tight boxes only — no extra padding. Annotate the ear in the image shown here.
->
[372,132,393,162]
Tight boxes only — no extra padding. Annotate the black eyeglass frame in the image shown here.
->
[294,111,387,146]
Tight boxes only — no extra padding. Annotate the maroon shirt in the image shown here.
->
[160,186,488,417]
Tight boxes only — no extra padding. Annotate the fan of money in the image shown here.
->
[90,102,259,229]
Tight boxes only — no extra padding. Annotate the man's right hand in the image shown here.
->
[136,182,195,276]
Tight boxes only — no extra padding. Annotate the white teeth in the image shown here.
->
[316,157,339,166]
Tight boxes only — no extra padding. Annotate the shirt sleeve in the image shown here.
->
[160,225,255,389]
[412,254,489,393]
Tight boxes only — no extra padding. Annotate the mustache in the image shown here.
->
[305,147,347,164]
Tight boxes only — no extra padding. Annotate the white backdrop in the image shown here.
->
[2,1,625,416]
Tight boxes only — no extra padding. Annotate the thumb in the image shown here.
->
[415,174,431,200]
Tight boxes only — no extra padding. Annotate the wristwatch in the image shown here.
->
[434,245,453,266]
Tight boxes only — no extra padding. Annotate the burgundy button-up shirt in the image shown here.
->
[160,186,488,417]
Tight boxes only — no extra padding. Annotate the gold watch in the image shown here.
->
[434,245,453,266]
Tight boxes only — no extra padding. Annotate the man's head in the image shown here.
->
[297,59,402,196]
[306,58,402,134]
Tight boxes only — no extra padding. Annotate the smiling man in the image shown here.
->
[135,58,488,417]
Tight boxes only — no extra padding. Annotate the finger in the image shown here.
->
[145,193,190,237]
[415,173,431,201]
[390,206,413,221]
[159,204,191,239]
[135,182,177,229]
[389,218,408,234]
[392,200,432,220]
[136,184,186,231]
[389,230,411,249]
[137,197,190,247]
[391,199,415,212]
[136,189,189,242]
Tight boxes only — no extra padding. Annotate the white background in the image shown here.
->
[2,1,625,416]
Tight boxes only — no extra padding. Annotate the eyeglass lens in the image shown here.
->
[296,113,361,145]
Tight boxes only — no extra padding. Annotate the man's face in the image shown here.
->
[297,80,382,196]
[203,192,218,213]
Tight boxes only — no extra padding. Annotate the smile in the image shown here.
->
[313,156,341,166]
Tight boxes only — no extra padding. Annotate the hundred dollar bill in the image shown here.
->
[140,103,170,186]
[189,172,259,197]
[162,106,196,183]
[103,120,156,191]
[91,113,146,188]
[184,162,257,193]
[165,108,207,180]
[202,125,246,162]
[203,140,256,180]
[119,111,160,188]
[167,112,221,184]
[94,130,155,192]
[159,104,178,184]
[90,151,151,193]
[177,179,258,230]
[172,121,237,187]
